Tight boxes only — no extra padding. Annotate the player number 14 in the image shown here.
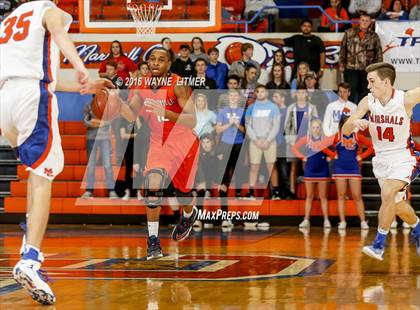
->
[376,126,395,142]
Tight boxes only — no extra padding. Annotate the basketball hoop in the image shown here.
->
[127,0,163,35]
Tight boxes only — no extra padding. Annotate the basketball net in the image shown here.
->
[127,0,163,35]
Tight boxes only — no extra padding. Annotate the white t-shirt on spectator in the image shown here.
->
[323,99,357,136]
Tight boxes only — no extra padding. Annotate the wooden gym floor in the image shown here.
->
[0,225,419,309]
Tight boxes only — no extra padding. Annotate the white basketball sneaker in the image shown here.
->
[13,247,55,305]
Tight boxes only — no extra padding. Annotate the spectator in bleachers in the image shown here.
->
[190,37,210,63]
[318,0,350,32]
[194,93,217,138]
[137,61,150,79]
[266,63,290,90]
[259,49,292,85]
[279,19,326,80]
[99,40,137,83]
[244,85,281,200]
[290,62,310,90]
[170,44,195,78]
[330,114,373,230]
[193,134,228,230]
[244,0,278,31]
[81,101,118,199]
[409,0,420,20]
[304,71,330,118]
[160,37,176,62]
[192,58,217,90]
[339,11,383,103]
[228,43,261,79]
[0,0,18,21]
[285,87,319,197]
[216,89,246,199]
[378,0,409,20]
[292,118,332,229]
[216,75,247,109]
[272,90,294,199]
[206,47,228,89]
[133,116,149,201]
[241,64,259,107]
[103,60,126,164]
[120,117,141,201]
[323,82,356,136]
[348,0,382,16]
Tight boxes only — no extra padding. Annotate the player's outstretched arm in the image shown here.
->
[342,96,370,135]
[43,8,88,84]
[404,86,420,112]
[56,78,114,94]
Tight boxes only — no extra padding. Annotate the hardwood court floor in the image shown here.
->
[0,224,419,309]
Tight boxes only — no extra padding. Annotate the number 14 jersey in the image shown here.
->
[368,89,414,157]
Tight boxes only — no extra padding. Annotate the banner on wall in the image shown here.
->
[62,34,342,70]
[376,21,420,72]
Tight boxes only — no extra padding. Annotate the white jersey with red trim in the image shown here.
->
[367,89,412,156]
[0,1,72,87]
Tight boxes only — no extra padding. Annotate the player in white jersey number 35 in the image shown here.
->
[343,62,420,261]
[0,0,113,305]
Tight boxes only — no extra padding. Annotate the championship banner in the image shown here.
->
[376,21,420,72]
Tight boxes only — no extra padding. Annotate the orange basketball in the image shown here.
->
[91,89,121,121]
[225,42,243,65]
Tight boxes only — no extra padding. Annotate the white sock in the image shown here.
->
[411,217,420,228]
[183,208,193,218]
[378,228,389,235]
[148,222,159,237]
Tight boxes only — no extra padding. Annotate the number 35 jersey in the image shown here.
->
[0,1,72,87]
[368,89,414,157]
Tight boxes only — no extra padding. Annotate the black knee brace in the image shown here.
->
[143,168,168,208]
[175,189,194,205]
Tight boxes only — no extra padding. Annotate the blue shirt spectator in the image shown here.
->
[206,47,228,89]
[216,91,246,145]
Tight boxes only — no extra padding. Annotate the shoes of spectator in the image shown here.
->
[109,191,119,200]
[222,220,234,228]
[204,190,211,199]
[81,191,93,199]
[122,189,130,201]
[286,192,296,200]
[193,220,203,232]
[244,222,258,230]
[390,220,398,229]
[403,222,411,229]
[338,221,347,230]
[137,190,143,201]
[203,223,214,229]
[257,222,270,231]
[361,221,369,230]
[299,219,310,228]
[243,192,256,200]
[271,193,281,200]
[235,190,242,199]
[221,226,233,233]
[324,219,331,229]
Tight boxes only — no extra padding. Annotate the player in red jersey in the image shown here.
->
[121,47,199,259]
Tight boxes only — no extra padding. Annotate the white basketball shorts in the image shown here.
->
[372,149,420,185]
[0,79,64,180]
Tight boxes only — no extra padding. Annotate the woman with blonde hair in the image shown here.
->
[292,118,334,228]
[290,61,310,90]
[193,93,217,138]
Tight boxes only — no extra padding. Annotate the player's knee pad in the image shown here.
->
[394,190,406,203]
[143,168,168,208]
[175,189,194,205]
